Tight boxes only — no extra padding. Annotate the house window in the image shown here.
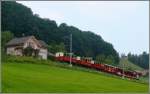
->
[28,42,32,47]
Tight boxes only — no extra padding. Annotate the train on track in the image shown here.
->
[54,52,142,79]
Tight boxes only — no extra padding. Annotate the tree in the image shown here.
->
[23,46,34,56]
[104,55,115,65]
[48,42,66,54]
[127,52,149,69]
[1,31,14,47]
[96,54,105,64]
[1,31,14,61]
[121,53,126,58]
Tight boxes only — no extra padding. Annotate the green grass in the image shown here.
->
[139,76,149,84]
[119,58,144,71]
[2,56,149,93]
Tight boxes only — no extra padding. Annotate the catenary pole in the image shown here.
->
[69,34,72,67]
[122,59,125,79]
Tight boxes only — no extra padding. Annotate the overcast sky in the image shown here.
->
[17,1,149,55]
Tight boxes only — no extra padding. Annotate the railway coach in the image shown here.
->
[55,52,142,79]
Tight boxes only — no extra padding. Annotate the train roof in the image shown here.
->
[104,64,119,68]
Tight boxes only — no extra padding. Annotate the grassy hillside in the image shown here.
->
[118,58,144,71]
[2,56,148,93]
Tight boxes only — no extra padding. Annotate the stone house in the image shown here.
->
[6,36,48,59]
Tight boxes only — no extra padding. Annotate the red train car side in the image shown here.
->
[55,53,141,79]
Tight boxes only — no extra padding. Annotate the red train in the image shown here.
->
[54,52,142,79]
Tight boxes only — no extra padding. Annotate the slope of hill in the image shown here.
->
[2,56,148,93]
[118,58,144,71]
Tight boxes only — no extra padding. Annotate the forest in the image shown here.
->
[1,1,119,65]
[127,52,149,69]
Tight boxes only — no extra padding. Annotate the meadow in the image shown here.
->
[2,56,149,93]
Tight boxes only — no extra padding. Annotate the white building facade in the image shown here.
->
[6,36,48,60]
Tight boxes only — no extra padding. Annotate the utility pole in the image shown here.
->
[122,58,125,79]
[69,34,72,67]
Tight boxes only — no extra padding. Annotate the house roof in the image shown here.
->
[6,36,34,46]
[6,36,47,48]
[38,40,48,48]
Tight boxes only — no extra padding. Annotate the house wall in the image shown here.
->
[23,38,39,49]
[39,48,48,60]
[14,49,23,56]
[6,47,23,56]
[6,47,15,55]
